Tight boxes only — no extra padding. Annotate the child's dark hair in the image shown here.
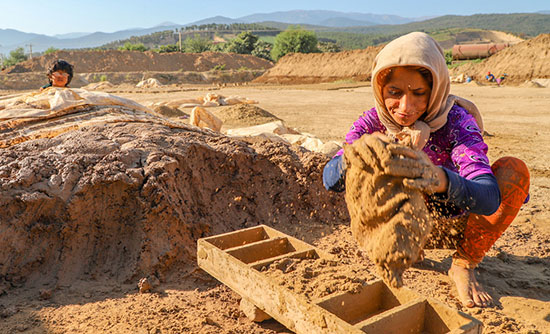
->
[47,59,74,86]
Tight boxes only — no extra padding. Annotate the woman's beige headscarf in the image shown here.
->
[372,32,483,150]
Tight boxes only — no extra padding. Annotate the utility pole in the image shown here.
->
[26,44,33,60]
[178,29,182,52]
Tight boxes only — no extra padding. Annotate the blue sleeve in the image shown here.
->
[443,168,501,215]
[322,155,502,215]
[323,155,346,192]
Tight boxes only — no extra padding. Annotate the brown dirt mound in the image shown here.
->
[3,50,273,74]
[449,34,550,84]
[213,104,281,128]
[0,122,348,288]
[464,80,484,86]
[254,46,384,84]
[0,70,263,90]
[520,80,545,88]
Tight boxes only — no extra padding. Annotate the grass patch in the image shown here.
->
[448,58,484,70]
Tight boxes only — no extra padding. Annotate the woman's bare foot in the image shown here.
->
[448,263,492,307]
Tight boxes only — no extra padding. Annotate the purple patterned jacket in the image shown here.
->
[335,105,494,180]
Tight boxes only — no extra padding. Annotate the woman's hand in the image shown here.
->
[344,134,448,194]
[382,144,449,194]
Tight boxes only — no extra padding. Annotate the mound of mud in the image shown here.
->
[3,50,273,74]
[464,80,484,86]
[136,78,162,88]
[449,34,550,84]
[213,104,281,128]
[520,80,544,88]
[83,81,115,90]
[0,122,348,288]
[343,136,433,288]
[262,257,376,302]
[254,46,384,84]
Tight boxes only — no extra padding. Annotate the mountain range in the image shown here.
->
[1,9,549,55]
[0,10,419,55]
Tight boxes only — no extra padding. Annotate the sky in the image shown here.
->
[1,0,548,36]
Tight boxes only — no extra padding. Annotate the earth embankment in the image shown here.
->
[449,33,550,84]
[0,50,273,90]
[3,50,273,73]
[254,46,383,84]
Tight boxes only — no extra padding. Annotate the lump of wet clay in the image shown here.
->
[343,135,434,287]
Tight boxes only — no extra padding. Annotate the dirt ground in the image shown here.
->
[0,82,549,334]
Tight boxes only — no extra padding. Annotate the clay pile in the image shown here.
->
[262,257,376,302]
[0,90,348,289]
[343,136,434,287]
[213,104,281,128]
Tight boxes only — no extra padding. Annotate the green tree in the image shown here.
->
[251,40,273,60]
[4,47,27,67]
[271,27,318,61]
[157,44,179,53]
[445,50,453,65]
[209,43,226,52]
[44,46,59,55]
[183,35,211,53]
[118,42,148,52]
[225,31,258,54]
[317,41,341,53]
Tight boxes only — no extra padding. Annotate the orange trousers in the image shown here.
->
[454,157,530,269]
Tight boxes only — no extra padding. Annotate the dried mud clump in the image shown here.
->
[213,104,281,128]
[0,122,348,288]
[343,135,433,287]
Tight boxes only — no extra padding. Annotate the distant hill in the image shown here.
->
[1,11,548,55]
[235,10,411,26]
[334,13,550,38]
[318,17,375,27]
[0,24,181,54]
[100,23,280,50]
[53,32,91,39]
[255,21,327,31]
[0,29,42,47]
[186,16,239,26]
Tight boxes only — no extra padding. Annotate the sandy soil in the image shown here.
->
[1,82,549,334]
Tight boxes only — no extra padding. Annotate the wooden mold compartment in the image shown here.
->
[317,282,481,334]
[197,225,482,334]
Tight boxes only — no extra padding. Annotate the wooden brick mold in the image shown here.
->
[197,225,483,334]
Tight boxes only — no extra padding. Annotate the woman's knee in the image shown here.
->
[491,157,530,208]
